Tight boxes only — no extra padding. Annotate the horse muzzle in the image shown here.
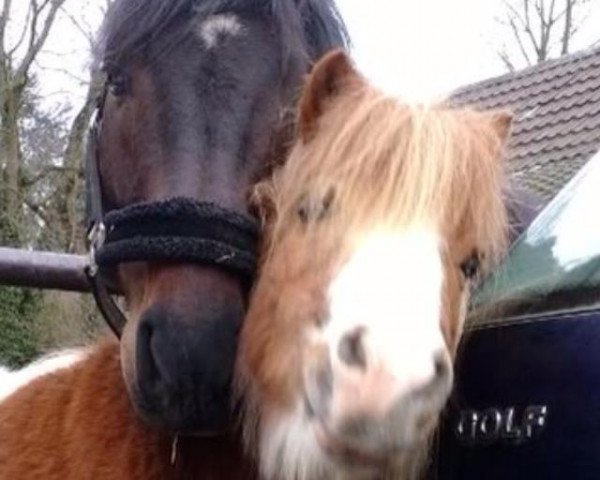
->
[128,293,244,434]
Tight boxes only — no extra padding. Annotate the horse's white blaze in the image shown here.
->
[0,349,87,403]
[198,14,242,49]
[325,227,446,398]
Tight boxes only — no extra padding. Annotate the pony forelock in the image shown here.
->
[261,83,509,269]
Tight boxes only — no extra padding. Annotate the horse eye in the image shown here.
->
[297,189,335,223]
[107,69,128,97]
[460,252,480,280]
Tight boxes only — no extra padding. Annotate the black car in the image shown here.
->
[434,152,600,479]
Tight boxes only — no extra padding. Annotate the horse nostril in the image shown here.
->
[338,327,367,370]
[136,310,166,387]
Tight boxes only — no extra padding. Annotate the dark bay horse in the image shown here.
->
[89,0,348,433]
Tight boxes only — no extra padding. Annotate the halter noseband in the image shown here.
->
[84,86,258,337]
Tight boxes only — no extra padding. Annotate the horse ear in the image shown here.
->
[490,111,514,145]
[299,49,360,141]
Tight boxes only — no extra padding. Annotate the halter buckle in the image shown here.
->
[87,221,106,277]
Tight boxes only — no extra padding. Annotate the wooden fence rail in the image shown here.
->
[0,247,90,292]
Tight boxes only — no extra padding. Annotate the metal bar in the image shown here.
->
[0,247,91,292]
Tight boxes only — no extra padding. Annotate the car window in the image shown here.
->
[469,150,600,325]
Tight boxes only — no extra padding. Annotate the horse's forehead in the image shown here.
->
[195,13,244,49]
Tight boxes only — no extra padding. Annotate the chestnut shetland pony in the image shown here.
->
[0,51,510,479]
[237,51,510,479]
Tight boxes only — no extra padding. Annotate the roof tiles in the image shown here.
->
[451,46,600,201]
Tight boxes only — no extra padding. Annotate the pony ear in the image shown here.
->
[490,111,514,145]
[298,49,360,141]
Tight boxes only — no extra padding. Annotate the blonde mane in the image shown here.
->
[260,82,508,269]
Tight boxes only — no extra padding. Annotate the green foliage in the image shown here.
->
[34,292,105,353]
[0,286,41,368]
[0,210,42,367]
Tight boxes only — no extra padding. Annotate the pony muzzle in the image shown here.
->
[303,343,453,459]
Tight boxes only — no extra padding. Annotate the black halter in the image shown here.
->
[84,86,258,338]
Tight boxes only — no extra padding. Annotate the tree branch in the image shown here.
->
[509,16,534,65]
[0,0,13,63]
[495,0,591,71]
[562,0,574,55]
[539,0,558,60]
[502,0,543,60]
[498,48,517,72]
[59,6,95,50]
[16,0,68,84]
[522,0,544,58]
[7,1,34,59]
[34,63,89,85]
[22,165,82,188]
[534,0,547,60]
[23,197,50,226]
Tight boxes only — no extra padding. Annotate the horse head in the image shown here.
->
[91,0,348,433]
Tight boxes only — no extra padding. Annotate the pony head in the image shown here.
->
[238,51,511,478]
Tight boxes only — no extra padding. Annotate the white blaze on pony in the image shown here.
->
[238,49,511,480]
[325,227,447,417]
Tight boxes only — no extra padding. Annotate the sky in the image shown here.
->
[9,0,600,114]
[338,0,600,101]
[338,0,504,101]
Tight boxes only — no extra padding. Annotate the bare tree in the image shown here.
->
[0,0,68,236]
[0,0,109,252]
[53,1,109,253]
[0,1,110,364]
[496,0,595,71]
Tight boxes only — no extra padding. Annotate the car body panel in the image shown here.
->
[434,309,600,480]
[433,152,600,478]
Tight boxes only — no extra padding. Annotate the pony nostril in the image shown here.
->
[338,327,367,370]
[433,350,449,381]
[304,358,334,420]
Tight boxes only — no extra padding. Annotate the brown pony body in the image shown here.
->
[0,51,510,479]
[0,340,252,479]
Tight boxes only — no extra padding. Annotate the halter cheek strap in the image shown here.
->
[85,108,128,338]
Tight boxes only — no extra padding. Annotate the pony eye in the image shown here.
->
[297,188,335,223]
[460,252,480,279]
[107,69,128,96]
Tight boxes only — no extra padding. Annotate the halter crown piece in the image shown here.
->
[84,85,258,338]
